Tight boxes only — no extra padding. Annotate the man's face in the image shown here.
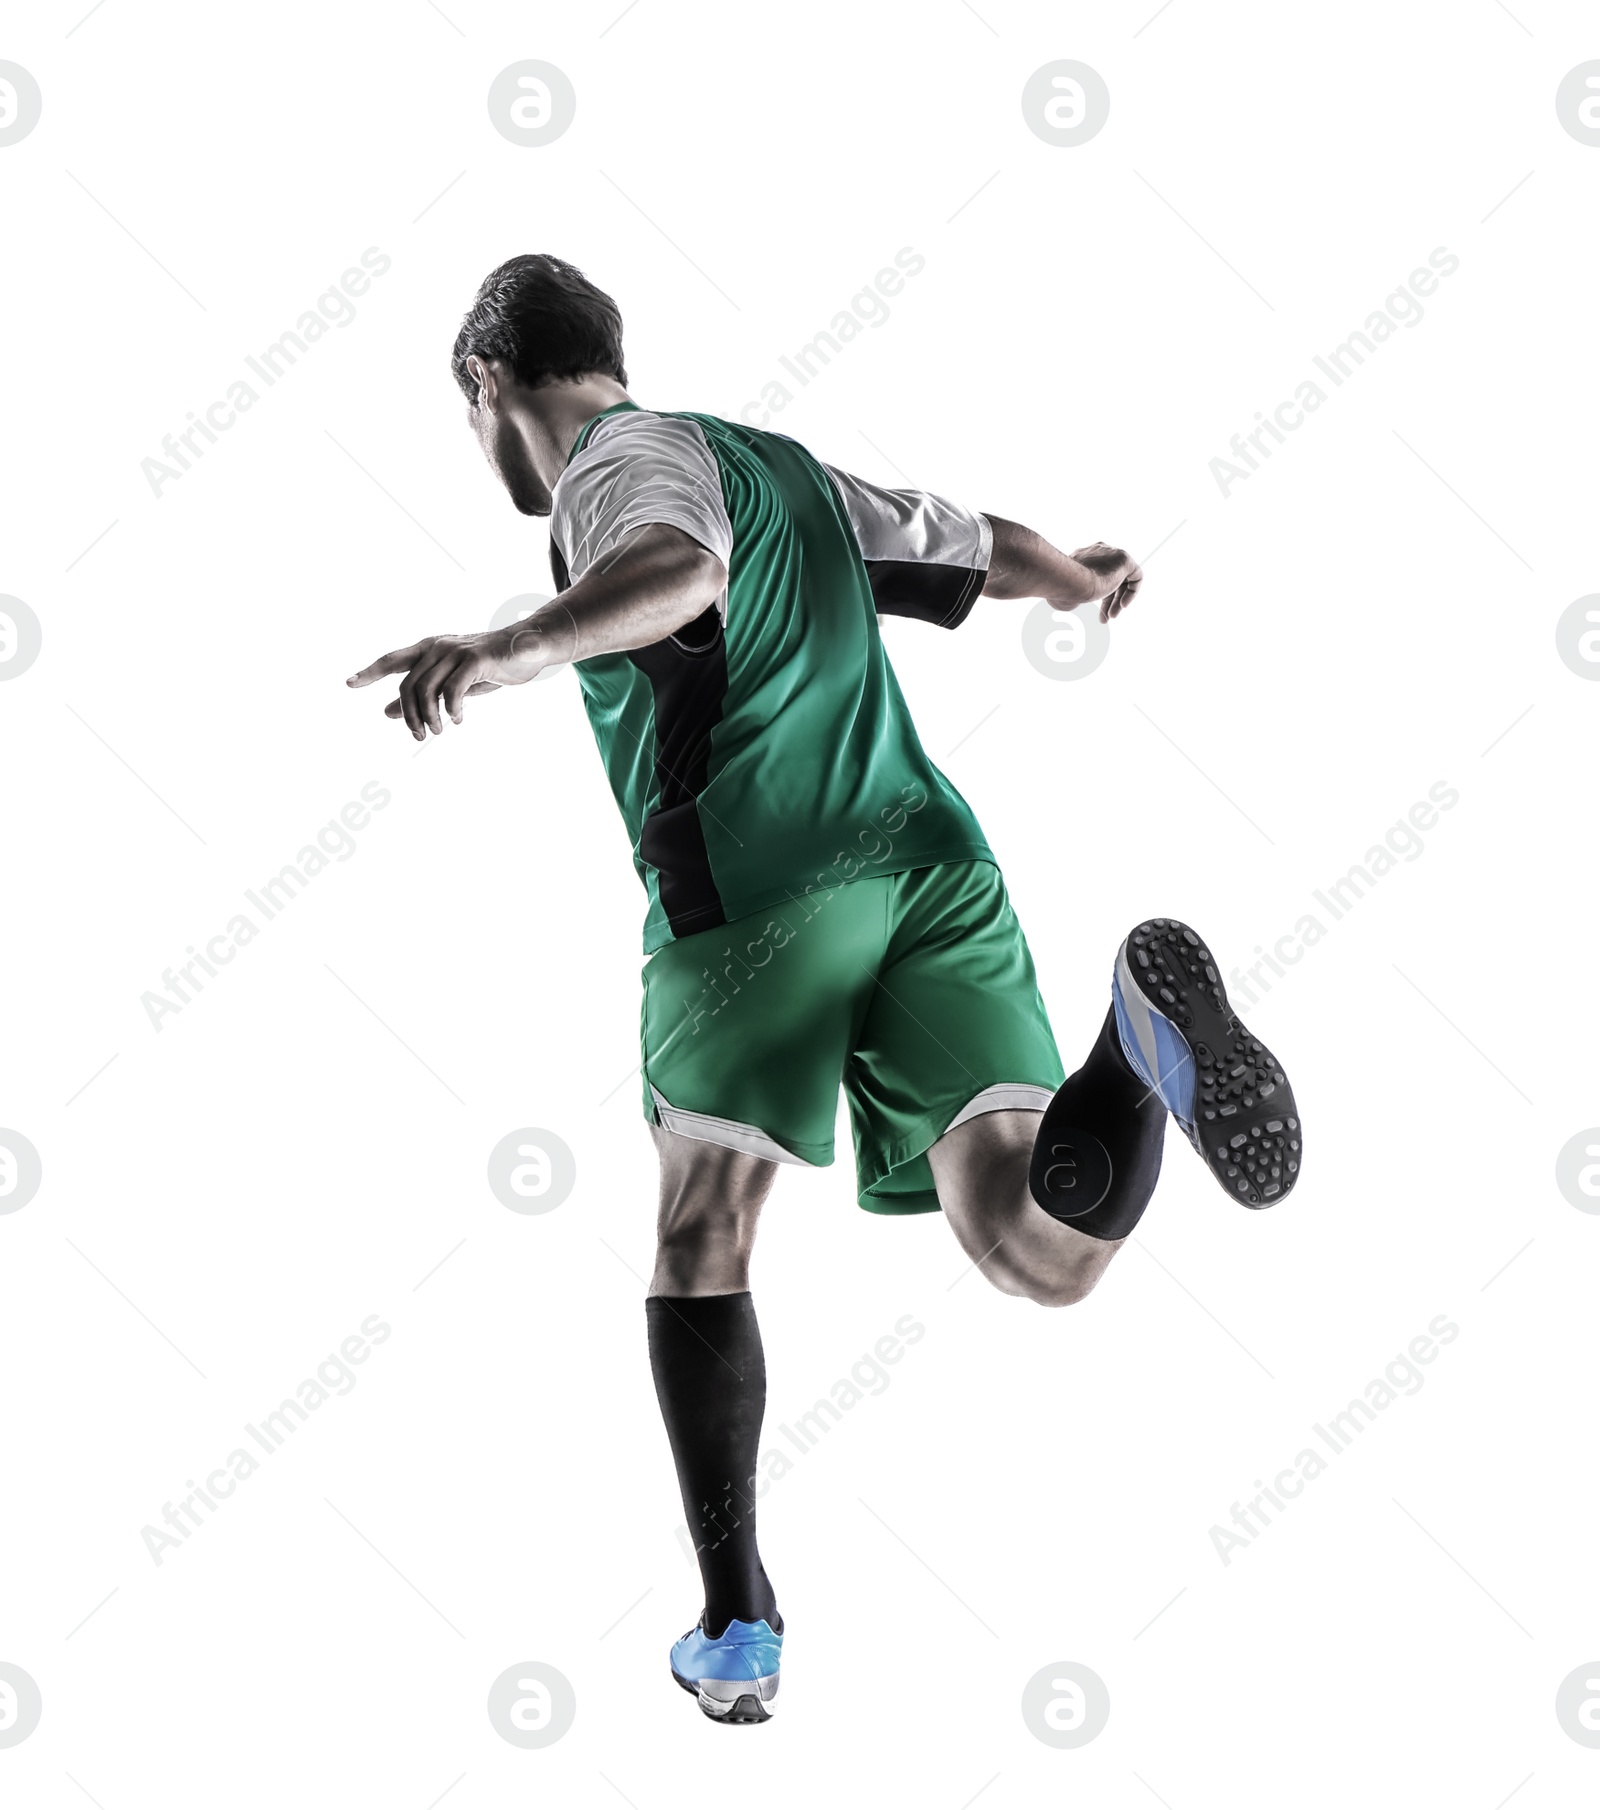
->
[467,365,550,516]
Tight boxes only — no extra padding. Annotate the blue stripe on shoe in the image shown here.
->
[671,1617,782,1685]
[1113,942,1197,1128]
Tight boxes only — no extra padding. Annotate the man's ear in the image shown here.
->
[465,354,496,412]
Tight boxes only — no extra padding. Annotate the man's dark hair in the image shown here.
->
[451,254,626,402]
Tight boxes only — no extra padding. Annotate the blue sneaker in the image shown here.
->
[1112,918,1302,1208]
[670,1616,782,1723]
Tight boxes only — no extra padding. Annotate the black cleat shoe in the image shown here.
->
[1111,918,1303,1207]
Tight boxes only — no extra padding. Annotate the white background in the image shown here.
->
[3,0,1597,1803]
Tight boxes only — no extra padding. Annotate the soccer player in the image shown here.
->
[349,255,1302,1725]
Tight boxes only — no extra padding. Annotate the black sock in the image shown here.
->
[1029,1005,1166,1240]
[646,1291,780,1638]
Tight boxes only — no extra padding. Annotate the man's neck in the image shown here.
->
[528,375,633,485]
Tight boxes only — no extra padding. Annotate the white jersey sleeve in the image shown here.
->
[549,410,734,591]
[822,465,993,628]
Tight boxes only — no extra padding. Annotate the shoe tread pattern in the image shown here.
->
[1130,917,1302,1209]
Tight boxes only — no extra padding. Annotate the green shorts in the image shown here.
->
[640,859,1064,1214]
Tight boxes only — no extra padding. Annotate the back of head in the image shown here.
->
[452,254,627,399]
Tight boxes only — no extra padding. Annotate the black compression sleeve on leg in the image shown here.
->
[1029,1005,1167,1241]
[646,1290,780,1638]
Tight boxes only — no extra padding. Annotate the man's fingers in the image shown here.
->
[410,653,460,737]
[441,656,484,724]
[382,673,495,724]
[1108,570,1142,621]
[398,658,441,740]
[416,655,454,736]
[397,667,423,739]
[347,640,430,689]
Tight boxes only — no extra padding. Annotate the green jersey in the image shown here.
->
[549,402,994,953]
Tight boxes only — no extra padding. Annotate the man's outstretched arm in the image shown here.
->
[347,523,726,740]
[980,517,1142,624]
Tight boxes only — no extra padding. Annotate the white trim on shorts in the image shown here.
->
[942,1082,1057,1134]
[649,1085,815,1167]
[650,1081,1055,1169]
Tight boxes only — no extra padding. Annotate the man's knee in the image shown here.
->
[985,1231,1116,1308]
[652,1205,747,1287]
[1024,1267,1103,1309]
[650,1132,776,1295]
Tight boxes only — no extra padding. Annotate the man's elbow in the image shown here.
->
[655,538,727,641]
[685,543,728,606]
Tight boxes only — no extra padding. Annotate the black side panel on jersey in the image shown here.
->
[550,541,728,937]
[866,559,986,629]
[629,615,729,937]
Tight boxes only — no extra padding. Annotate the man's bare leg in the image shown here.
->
[649,1122,777,1295]
[928,1109,1124,1306]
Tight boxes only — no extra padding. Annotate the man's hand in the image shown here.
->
[346,614,571,740]
[1070,542,1143,622]
[981,517,1143,622]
